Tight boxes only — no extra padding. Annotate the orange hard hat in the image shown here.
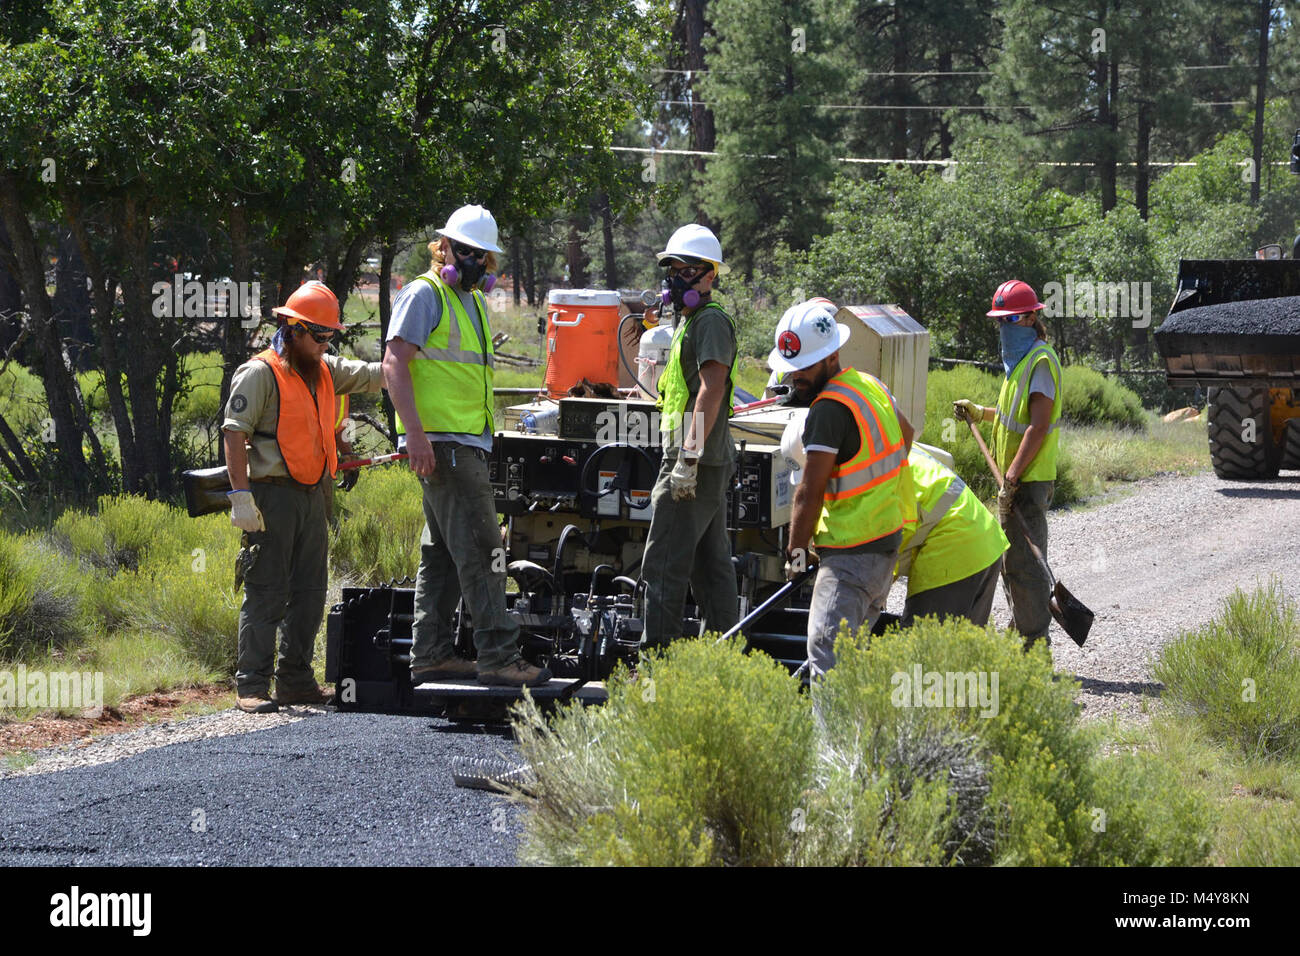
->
[272,280,343,330]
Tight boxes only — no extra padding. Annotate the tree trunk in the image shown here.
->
[511,234,522,307]
[0,174,96,496]
[891,7,909,160]
[600,193,620,289]
[1135,37,1153,219]
[524,234,536,307]
[937,50,954,160]
[1251,0,1271,205]
[565,217,589,288]
[682,0,715,230]
[378,235,398,445]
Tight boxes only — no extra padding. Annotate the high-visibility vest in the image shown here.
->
[896,446,1008,595]
[401,272,495,436]
[993,341,1062,481]
[812,368,910,549]
[253,348,337,484]
[334,393,349,434]
[657,301,735,441]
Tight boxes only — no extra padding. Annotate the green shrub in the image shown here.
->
[125,514,243,674]
[917,366,1005,502]
[514,638,813,866]
[53,494,193,572]
[332,466,424,585]
[1155,580,1300,759]
[1060,365,1146,430]
[173,352,225,430]
[513,617,1213,866]
[0,530,88,659]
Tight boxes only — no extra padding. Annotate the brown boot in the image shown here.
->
[275,682,335,706]
[236,692,279,714]
[411,656,478,683]
[477,658,553,687]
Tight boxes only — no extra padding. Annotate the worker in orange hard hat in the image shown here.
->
[953,279,1063,649]
[222,280,387,713]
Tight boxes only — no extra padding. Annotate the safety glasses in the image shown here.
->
[666,262,708,282]
[451,241,488,260]
[299,322,335,344]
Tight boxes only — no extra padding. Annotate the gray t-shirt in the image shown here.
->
[662,303,737,466]
[1029,359,1056,401]
[386,276,492,451]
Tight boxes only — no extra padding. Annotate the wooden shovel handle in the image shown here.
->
[965,417,1003,487]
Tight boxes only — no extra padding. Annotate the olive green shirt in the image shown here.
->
[222,352,384,480]
[663,302,737,466]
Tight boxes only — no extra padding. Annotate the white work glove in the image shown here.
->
[997,477,1019,524]
[228,490,266,532]
[669,449,700,501]
[953,399,986,424]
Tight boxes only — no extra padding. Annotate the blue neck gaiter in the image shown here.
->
[999,323,1040,376]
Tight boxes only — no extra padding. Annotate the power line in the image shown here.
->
[657,99,1249,110]
[607,144,1292,169]
[652,63,1241,77]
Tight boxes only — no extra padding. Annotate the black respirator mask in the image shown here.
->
[661,271,705,312]
[456,255,486,292]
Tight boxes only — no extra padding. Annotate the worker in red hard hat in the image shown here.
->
[953,279,1062,649]
[222,280,387,713]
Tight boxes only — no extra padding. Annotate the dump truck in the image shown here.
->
[1154,256,1300,479]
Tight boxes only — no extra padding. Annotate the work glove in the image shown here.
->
[997,477,1019,524]
[669,449,700,500]
[228,489,266,532]
[953,399,985,424]
[336,455,360,492]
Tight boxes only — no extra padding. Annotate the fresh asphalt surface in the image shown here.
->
[0,711,523,866]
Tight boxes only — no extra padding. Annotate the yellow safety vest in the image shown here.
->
[402,272,495,436]
[897,446,1009,595]
[657,301,735,441]
[812,368,910,549]
[993,341,1062,482]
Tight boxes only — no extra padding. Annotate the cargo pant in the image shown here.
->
[641,458,740,646]
[1002,480,1054,646]
[235,480,329,697]
[900,555,1002,628]
[410,442,520,671]
[806,548,898,679]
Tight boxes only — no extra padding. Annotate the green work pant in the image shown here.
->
[900,555,1002,628]
[235,480,329,697]
[641,457,740,646]
[1002,479,1054,645]
[411,443,520,670]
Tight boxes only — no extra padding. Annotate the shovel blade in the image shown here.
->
[1050,581,1094,647]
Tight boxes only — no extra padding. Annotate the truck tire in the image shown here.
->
[1207,386,1280,480]
[1281,418,1300,470]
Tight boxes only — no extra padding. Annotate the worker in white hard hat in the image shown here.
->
[383,204,550,688]
[771,300,914,678]
[640,223,740,646]
[766,298,837,403]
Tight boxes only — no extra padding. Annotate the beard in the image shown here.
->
[792,361,831,402]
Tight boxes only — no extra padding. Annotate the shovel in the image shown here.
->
[963,417,1093,647]
[182,453,410,518]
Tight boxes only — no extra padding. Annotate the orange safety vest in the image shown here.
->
[812,368,911,549]
[254,348,338,484]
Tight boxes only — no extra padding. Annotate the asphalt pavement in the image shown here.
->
[0,711,523,866]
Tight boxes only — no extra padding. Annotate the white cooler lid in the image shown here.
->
[547,288,620,307]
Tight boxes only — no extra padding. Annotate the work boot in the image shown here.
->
[477,658,553,687]
[411,656,478,683]
[236,692,279,714]
[275,682,335,706]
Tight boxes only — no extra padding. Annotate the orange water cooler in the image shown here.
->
[544,289,622,398]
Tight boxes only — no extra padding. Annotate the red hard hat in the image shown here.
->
[272,280,343,330]
[986,279,1045,317]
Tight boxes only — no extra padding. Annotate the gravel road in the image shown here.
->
[1,469,1295,864]
[993,469,1300,724]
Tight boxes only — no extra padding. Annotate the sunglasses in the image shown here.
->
[451,242,488,260]
[298,323,335,344]
[666,262,708,281]
[997,312,1031,324]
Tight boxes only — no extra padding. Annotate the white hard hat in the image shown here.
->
[780,409,809,486]
[656,224,729,276]
[436,205,502,253]
[768,300,850,374]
